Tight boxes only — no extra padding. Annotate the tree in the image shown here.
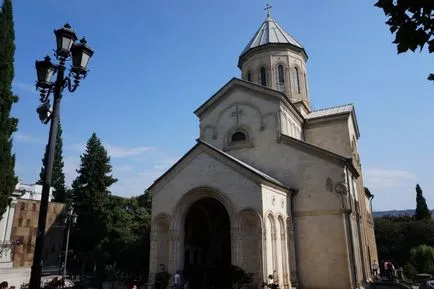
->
[71,133,117,272]
[37,121,67,202]
[415,184,432,221]
[0,0,18,220]
[407,244,434,276]
[375,0,434,81]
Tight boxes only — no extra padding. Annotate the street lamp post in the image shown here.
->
[29,24,94,289]
[62,208,77,279]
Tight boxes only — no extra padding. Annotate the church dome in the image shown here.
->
[238,14,307,68]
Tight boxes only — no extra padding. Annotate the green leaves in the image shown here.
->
[37,121,67,202]
[0,0,18,220]
[375,0,434,81]
[415,184,432,221]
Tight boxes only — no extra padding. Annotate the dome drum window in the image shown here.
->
[277,65,285,92]
[260,67,267,86]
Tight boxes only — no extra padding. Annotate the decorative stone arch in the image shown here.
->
[264,212,278,280]
[152,212,171,227]
[237,208,264,285]
[236,207,263,229]
[276,214,290,286]
[217,102,265,131]
[224,124,254,150]
[171,186,238,271]
[151,212,171,274]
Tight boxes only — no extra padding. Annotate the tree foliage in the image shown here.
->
[415,184,432,221]
[103,195,151,280]
[375,0,434,81]
[71,133,117,271]
[375,216,434,270]
[0,0,18,220]
[407,244,434,277]
[37,121,67,202]
[68,133,152,282]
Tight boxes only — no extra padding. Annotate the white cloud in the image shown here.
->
[105,144,154,158]
[364,168,418,190]
[14,132,45,144]
[110,156,179,196]
[66,142,154,158]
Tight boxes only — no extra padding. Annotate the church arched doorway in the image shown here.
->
[183,197,231,289]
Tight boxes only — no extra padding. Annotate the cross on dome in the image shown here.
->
[264,3,272,17]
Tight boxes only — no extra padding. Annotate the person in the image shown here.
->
[1,281,8,289]
[173,271,181,289]
[372,260,379,278]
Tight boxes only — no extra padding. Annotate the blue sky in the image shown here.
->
[10,0,433,211]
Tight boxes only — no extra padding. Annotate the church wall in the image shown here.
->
[149,149,264,278]
[151,151,262,218]
[295,213,353,289]
[199,87,281,151]
[304,117,352,157]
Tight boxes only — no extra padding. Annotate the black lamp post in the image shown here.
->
[62,208,77,279]
[29,24,93,289]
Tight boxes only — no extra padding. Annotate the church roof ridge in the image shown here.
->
[240,14,304,58]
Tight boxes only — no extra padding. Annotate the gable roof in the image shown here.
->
[305,104,360,138]
[147,140,290,193]
[194,77,304,121]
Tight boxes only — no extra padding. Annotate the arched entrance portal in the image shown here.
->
[183,197,231,289]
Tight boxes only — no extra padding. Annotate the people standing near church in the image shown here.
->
[372,260,379,278]
[173,270,181,289]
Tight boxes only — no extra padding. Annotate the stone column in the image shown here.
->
[169,229,181,274]
[287,216,298,287]
[148,231,159,284]
[230,227,240,266]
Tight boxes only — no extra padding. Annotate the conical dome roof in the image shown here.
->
[239,15,306,63]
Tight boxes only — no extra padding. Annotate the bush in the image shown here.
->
[154,265,170,289]
[228,265,254,288]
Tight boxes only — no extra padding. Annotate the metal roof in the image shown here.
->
[241,15,304,56]
[305,104,354,120]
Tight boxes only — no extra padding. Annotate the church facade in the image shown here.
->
[148,11,378,289]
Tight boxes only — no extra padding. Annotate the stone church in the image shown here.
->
[148,10,378,289]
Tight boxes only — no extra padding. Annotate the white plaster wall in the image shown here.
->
[151,151,262,218]
[305,117,352,157]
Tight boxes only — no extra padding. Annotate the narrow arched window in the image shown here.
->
[277,65,285,92]
[231,131,247,142]
[294,67,301,93]
[304,72,308,97]
[260,67,267,86]
[247,72,252,81]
